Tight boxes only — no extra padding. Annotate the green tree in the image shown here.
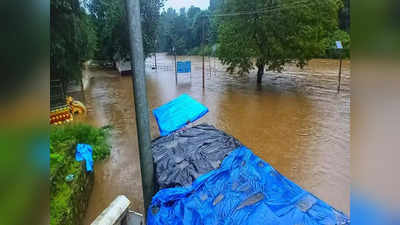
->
[157,7,214,55]
[51,0,97,89]
[158,8,178,53]
[88,0,164,60]
[338,0,350,32]
[216,0,340,84]
[187,6,202,49]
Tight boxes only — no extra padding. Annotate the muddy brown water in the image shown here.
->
[80,53,350,224]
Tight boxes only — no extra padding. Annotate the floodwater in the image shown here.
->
[81,53,350,224]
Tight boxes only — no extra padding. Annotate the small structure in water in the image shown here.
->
[115,59,132,75]
[113,53,133,75]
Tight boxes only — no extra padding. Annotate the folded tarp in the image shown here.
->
[151,124,242,190]
[75,144,93,172]
[148,146,350,225]
[152,94,209,136]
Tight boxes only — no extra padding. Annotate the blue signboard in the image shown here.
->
[336,41,343,49]
[177,61,191,73]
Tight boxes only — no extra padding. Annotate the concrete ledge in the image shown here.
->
[91,195,131,225]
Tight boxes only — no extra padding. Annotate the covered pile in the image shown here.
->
[151,124,242,190]
[148,146,350,225]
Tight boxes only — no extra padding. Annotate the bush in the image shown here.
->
[323,29,351,59]
[50,123,111,225]
[50,123,111,161]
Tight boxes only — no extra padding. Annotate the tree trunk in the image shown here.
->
[257,64,265,84]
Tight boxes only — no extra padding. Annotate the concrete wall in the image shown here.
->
[90,195,131,225]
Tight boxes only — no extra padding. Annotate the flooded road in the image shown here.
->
[81,53,350,224]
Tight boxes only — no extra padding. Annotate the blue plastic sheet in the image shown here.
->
[148,146,350,225]
[153,94,209,136]
[75,144,93,172]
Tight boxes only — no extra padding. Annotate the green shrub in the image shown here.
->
[50,123,111,225]
[50,123,111,161]
[322,29,351,59]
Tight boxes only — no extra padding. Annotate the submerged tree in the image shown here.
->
[216,0,340,84]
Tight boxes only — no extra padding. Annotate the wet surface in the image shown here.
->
[81,53,350,224]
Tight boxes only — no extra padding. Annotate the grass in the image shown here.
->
[50,123,111,225]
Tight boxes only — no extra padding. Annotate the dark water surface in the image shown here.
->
[82,53,350,224]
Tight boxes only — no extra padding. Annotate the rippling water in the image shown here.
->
[80,53,350,224]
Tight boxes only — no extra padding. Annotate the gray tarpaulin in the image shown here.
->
[151,123,242,190]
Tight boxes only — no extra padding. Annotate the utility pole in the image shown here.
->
[337,52,342,93]
[154,53,157,70]
[202,17,205,89]
[125,0,154,221]
[154,39,158,70]
[335,41,344,93]
[173,47,177,84]
[209,56,212,78]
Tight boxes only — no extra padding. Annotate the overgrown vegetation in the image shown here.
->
[51,0,97,90]
[50,123,111,225]
[51,0,164,90]
[86,0,165,60]
[323,29,351,58]
[157,6,216,55]
[215,0,344,84]
[50,123,111,162]
[51,0,350,90]
[156,0,350,84]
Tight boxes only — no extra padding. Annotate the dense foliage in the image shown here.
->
[157,7,215,55]
[87,0,165,60]
[51,0,164,90]
[50,123,111,162]
[338,0,350,33]
[50,123,111,225]
[156,0,350,83]
[215,0,343,84]
[51,0,350,88]
[51,0,97,89]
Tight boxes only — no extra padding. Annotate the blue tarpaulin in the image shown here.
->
[152,94,209,136]
[147,146,350,225]
[75,144,93,172]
